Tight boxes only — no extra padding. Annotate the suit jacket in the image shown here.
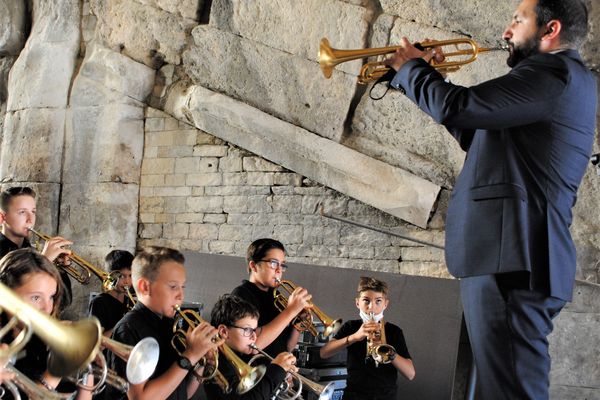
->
[392,50,597,301]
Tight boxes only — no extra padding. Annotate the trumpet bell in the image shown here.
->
[236,363,266,395]
[322,319,342,338]
[126,337,160,384]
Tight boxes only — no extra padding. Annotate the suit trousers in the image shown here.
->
[460,274,565,400]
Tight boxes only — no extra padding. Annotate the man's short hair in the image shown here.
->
[245,238,285,273]
[0,248,63,316]
[0,186,36,212]
[210,294,260,327]
[357,276,389,297]
[105,250,134,272]
[535,0,588,47]
[132,246,184,284]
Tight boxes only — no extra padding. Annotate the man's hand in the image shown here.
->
[384,37,440,71]
[184,321,223,365]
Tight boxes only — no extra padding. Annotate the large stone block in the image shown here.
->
[0,109,65,182]
[209,0,368,74]
[6,0,79,110]
[59,182,139,248]
[164,84,440,228]
[91,0,198,67]
[64,103,144,184]
[182,26,356,142]
[0,0,27,56]
[137,0,205,21]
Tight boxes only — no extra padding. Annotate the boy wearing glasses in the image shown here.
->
[231,238,312,357]
[205,294,297,400]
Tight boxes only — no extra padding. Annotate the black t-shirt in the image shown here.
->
[335,319,411,399]
[88,292,129,332]
[231,280,294,357]
[204,351,287,400]
[109,302,190,400]
[0,232,72,310]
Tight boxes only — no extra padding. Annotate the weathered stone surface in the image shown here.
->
[91,0,198,67]
[59,182,139,248]
[549,281,600,391]
[182,26,357,142]
[137,0,204,21]
[165,83,440,228]
[6,0,79,110]
[64,43,154,184]
[209,0,368,74]
[0,109,65,182]
[0,57,15,104]
[0,0,27,56]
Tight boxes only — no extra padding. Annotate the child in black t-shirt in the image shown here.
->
[88,249,135,337]
[320,276,415,400]
[204,294,297,400]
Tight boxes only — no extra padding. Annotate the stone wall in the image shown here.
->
[139,107,448,277]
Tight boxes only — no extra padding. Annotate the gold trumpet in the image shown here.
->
[249,344,335,400]
[365,312,396,367]
[172,305,266,394]
[0,282,102,377]
[27,227,121,292]
[319,37,508,84]
[274,279,342,338]
[123,285,137,309]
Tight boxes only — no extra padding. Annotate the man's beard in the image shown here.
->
[506,34,541,67]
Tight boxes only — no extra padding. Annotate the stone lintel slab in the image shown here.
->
[165,83,440,228]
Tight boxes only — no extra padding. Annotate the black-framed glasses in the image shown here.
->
[229,325,260,337]
[259,259,288,271]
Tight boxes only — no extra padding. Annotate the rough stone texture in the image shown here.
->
[6,0,79,111]
[209,0,368,74]
[90,0,200,68]
[549,281,600,396]
[0,109,65,182]
[164,84,440,228]
[59,182,139,248]
[64,43,154,184]
[0,0,27,56]
[182,26,357,142]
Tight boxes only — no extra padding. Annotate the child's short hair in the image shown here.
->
[0,248,63,316]
[105,250,134,272]
[132,246,184,284]
[245,238,285,273]
[210,294,260,327]
[357,276,389,297]
[0,186,36,212]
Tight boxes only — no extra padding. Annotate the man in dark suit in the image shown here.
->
[384,0,596,398]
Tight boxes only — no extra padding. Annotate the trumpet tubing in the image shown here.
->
[366,313,396,367]
[27,227,120,292]
[0,282,102,377]
[4,364,76,400]
[249,345,335,400]
[319,37,508,84]
[274,279,342,338]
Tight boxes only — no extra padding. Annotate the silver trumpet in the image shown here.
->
[102,336,160,384]
[1,364,75,400]
[249,344,335,400]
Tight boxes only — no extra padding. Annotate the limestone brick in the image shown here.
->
[273,225,303,245]
[209,240,236,254]
[189,223,219,240]
[158,146,194,158]
[274,173,303,187]
[164,197,187,213]
[163,223,189,239]
[193,145,229,157]
[246,172,274,186]
[165,174,186,186]
[139,223,163,239]
[272,195,303,213]
[141,174,165,187]
[205,186,271,196]
[203,213,227,224]
[219,224,253,242]
[187,196,224,213]
[219,156,243,172]
[187,173,223,187]
[243,157,285,172]
[222,173,247,185]
[175,213,204,223]
[142,158,175,175]
[154,186,191,197]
